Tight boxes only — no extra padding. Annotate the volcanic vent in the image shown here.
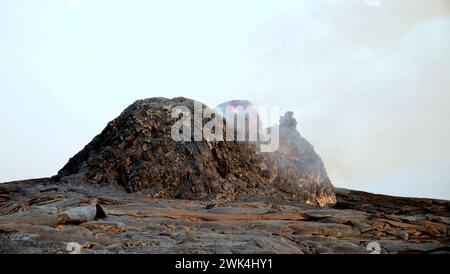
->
[54,97,336,207]
[267,112,336,207]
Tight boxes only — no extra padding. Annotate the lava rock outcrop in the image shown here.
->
[54,97,336,207]
[266,112,336,207]
[215,100,336,207]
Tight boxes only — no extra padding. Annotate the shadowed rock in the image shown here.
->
[1,97,448,254]
[53,97,333,206]
[57,203,107,225]
[215,100,336,207]
[266,111,336,207]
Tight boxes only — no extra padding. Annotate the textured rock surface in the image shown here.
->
[54,97,273,202]
[53,97,335,207]
[215,100,336,207]
[266,112,336,207]
[2,97,443,254]
[0,179,448,254]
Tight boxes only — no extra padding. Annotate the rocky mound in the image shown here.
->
[267,112,336,207]
[54,97,335,207]
[214,101,336,207]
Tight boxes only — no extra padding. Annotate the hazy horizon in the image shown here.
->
[1,0,449,199]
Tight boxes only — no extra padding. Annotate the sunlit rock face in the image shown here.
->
[53,97,333,206]
[55,97,268,201]
[215,101,336,207]
[267,112,336,207]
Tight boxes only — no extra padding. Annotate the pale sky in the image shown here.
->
[1,0,449,199]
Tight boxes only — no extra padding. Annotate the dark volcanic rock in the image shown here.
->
[54,97,335,206]
[53,97,331,206]
[266,112,336,207]
[55,97,267,201]
[215,101,336,207]
[0,179,449,254]
[0,98,448,253]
